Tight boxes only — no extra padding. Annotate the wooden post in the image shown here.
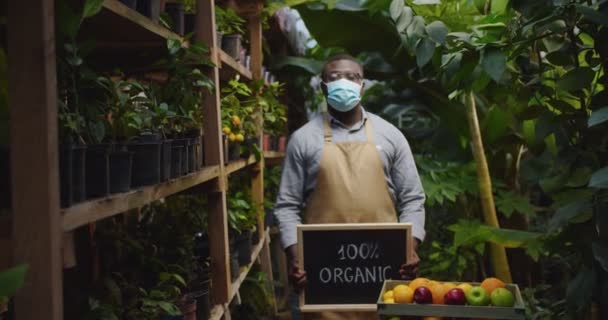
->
[8,1,63,319]
[196,0,231,304]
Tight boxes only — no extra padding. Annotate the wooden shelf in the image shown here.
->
[209,228,269,320]
[218,49,253,81]
[263,151,285,159]
[62,166,220,231]
[79,0,184,70]
[225,155,257,175]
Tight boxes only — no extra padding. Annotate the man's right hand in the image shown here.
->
[286,244,307,293]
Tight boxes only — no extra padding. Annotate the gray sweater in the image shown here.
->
[273,109,426,248]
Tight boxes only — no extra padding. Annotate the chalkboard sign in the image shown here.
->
[297,223,412,312]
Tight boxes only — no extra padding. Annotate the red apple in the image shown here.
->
[413,286,433,304]
[444,288,466,305]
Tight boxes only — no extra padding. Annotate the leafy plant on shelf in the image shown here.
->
[258,81,287,138]
[233,268,275,319]
[155,38,215,137]
[215,5,246,36]
[228,190,257,234]
[221,77,255,144]
[0,264,27,315]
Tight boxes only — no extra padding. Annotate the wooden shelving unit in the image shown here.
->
[6,1,277,320]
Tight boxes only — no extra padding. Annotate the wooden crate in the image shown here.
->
[376,280,526,319]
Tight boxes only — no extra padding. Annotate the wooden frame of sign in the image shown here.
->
[297,223,413,313]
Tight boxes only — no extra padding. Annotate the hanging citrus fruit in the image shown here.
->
[228,133,237,142]
[231,115,241,126]
[236,133,245,142]
[222,126,231,135]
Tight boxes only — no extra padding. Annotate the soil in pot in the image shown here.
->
[170,145,183,179]
[119,0,137,9]
[85,144,111,198]
[221,34,242,61]
[161,140,173,182]
[128,135,161,187]
[236,230,253,266]
[136,0,161,21]
[164,3,184,35]
[109,149,133,193]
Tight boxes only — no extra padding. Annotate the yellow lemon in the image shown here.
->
[236,133,245,142]
[384,298,395,304]
[222,126,231,135]
[383,290,394,302]
[393,284,414,303]
[231,115,241,126]
[228,133,237,142]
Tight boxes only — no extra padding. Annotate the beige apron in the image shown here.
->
[302,113,398,320]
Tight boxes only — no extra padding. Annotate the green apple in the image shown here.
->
[465,286,490,306]
[491,287,515,307]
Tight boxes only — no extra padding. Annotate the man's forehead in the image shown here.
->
[325,60,363,74]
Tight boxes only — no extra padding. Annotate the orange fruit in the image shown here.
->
[480,277,506,295]
[409,277,431,291]
[429,282,448,304]
[393,284,414,303]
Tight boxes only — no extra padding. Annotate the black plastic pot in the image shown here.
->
[188,140,196,173]
[119,0,137,9]
[164,3,184,35]
[184,13,196,35]
[216,32,223,49]
[170,145,183,179]
[194,232,210,260]
[230,251,240,282]
[60,144,86,207]
[128,138,161,187]
[221,34,241,61]
[240,137,258,159]
[161,140,173,182]
[0,146,11,210]
[136,0,160,21]
[85,144,111,198]
[189,279,211,320]
[228,142,241,161]
[109,150,133,193]
[236,230,253,266]
[173,139,190,174]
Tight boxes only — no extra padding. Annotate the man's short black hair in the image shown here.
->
[322,54,364,80]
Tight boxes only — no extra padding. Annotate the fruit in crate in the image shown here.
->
[490,287,515,307]
[465,286,490,306]
[429,282,448,304]
[413,286,433,304]
[393,284,414,303]
[456,282,473,295]
[409,277,431,291]
[444,288,466,305]
[480,277,505,295]
[383,290,394,302]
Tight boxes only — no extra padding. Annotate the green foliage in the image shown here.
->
[228,174,258,233]
[215,6,246,35]
[0,264,28,305]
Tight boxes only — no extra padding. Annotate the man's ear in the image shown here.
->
[321,82,328,96]
[360,81,365,96]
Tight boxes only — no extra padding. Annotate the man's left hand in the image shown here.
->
[399,240,420,280]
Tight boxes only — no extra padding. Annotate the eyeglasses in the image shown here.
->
[325,72,363,82]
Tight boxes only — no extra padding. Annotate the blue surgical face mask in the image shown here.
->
[324,78,362,112]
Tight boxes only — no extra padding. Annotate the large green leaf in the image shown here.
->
[589,166,608,188]
[416,37,435,67]
[0,264,28,297]
[556,67,595,91]
[495,190,536,218]
[448,219,542,249]
[566,268,596,314]
[482,48,506,82]
[270,56,324,75]
[577,5,608,27]
[588,106,608,127]
[396,7,414,32]
[548,200,593,232]
[390,0,404,20]
[482,105,513,144]
[83,0,104,18]
[426,21,448,45]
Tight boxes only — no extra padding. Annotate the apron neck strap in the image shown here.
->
[322,112,375,143]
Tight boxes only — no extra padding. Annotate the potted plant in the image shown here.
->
[215,5,246,59]
[227,186,257,267]
[221,77,256,162]
[163,1,185,35]
[260,81,287,152]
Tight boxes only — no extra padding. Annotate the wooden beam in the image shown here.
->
[8,0,63,319]
[195,0,231,304]
[248,13,263,81]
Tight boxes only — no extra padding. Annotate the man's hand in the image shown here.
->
[286,245,307,293]
[399,239,421,280]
